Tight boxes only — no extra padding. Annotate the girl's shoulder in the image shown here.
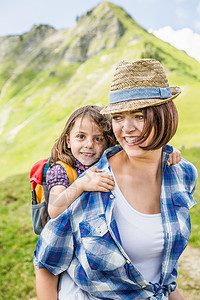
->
[47,163,67,176]
[46,163,71,190]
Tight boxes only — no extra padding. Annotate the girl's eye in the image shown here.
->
[77,134,85,139]
[94,136,104,143]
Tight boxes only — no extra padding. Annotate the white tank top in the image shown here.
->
[58,174,168,300]
[112,172,168,300]
[58,272,98,300]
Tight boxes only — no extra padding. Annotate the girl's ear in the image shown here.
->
[66,135,71,148]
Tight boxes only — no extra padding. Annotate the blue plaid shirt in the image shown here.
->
[33,145,197,299]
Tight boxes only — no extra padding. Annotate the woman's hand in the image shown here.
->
[167,147,181,166]
[79,166,115,193]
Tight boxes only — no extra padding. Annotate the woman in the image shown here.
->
[34,59,197,299]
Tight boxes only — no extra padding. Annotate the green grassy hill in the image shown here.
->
[0,1,200,299]
[0,1,200,180]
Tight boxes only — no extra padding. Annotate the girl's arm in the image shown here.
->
[35,267,58,300]
[167,147,181,166]
[48,166,115,218]
[169,287,185,300]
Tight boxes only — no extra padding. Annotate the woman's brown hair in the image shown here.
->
[138,101,178,150]
[49,105,116,167]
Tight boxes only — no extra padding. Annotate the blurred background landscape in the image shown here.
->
[0,1,199,299]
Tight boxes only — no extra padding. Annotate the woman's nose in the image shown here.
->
[122,117,135,132]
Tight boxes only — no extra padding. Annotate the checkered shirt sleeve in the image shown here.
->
[33,209,73,275]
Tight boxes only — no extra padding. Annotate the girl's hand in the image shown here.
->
[79,166,115,193]
[167,147,181,167]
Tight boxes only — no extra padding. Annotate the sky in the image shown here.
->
[0,0,200,62]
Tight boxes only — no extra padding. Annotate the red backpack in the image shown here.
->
[30,159,77,234]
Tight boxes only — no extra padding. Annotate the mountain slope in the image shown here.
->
[0,1,200,179]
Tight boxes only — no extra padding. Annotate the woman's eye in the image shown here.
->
[135,114,144,120]
[112,115,122,121]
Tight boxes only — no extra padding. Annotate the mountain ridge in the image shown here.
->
[0,1,200,179]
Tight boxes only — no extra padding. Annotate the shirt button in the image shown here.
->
[98,227,102,233]
[110,194,114,199]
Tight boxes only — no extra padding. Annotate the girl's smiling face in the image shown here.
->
[111,110,154,157]
[66,116,107,166]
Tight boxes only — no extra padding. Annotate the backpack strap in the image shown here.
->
[56,161,77,185]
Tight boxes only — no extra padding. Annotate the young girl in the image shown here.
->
[35,105,116,300]
[47,105,116,219]
[35,104,181,300]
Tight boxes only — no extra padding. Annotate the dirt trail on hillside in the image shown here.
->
[177,245,200,299]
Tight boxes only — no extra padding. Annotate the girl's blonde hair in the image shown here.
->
[49,105,116,167]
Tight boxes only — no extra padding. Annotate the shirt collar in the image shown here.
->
[161,144,173,169]
[96,145,123,173]
[74,158,89,171]
[97,144,173,171]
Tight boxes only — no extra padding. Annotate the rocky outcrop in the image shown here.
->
[0,36,19,62]
[63,2,126,63]
[0,25,57,74]
[15,25,56,55]
[0,2,127,70]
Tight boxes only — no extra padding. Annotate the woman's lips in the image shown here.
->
[124,136,141,145]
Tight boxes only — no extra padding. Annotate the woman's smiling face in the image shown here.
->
[111,110,154,157]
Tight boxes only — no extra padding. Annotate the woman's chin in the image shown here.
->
[121,144,145,158]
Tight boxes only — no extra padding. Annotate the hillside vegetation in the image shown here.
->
[0,1,200,180]
[0,1,199,299]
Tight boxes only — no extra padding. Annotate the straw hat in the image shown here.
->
[101,59,181,114]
